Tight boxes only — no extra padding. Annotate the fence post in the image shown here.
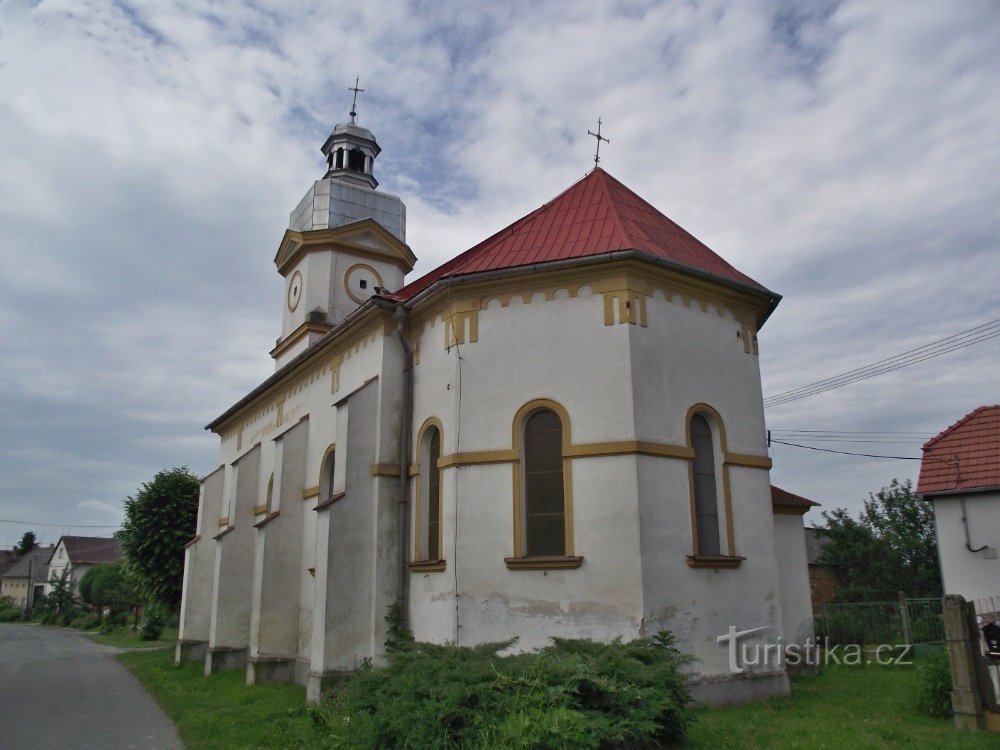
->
[943,595,984,731]
[898,591,911,649]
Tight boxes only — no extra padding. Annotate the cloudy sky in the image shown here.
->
[1,0,997,549]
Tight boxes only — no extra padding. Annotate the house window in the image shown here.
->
[320,445,337,500]
[506,399,581,569]
[690,413,721,556]
[265,473,274,511]
[414,422,443,564]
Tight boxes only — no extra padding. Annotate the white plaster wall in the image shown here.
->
[933,492,1000,603]
[772,514,816,646]
[179,467,224,642]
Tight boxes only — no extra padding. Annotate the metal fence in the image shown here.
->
[814,595,945,646]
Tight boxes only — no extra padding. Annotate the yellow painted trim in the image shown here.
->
[217,516,229,527]
[413,417,444,564]
[253,504,268,516]
[273,221,416,276]
[504,556,583,570]
[438,449,518,468]
[302,485,320,499]
[344,262,385,305]
[510,398,574,559]
[319,443,337,499]
[370,464,401,477]
[686,555,744,569]
[409,560,446,573]
[684,403,737,558]
[270,322,333,360]
[724,452,773,469]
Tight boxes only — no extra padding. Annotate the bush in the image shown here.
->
[69,613,100,630]
[0,608,23,622]
[332,631,695,748]
[140,606,165,641]
[917,648,953,718]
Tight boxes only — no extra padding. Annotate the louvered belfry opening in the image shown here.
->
[691,413,721,556]
[524,409,565,556]
[426,427,441,561]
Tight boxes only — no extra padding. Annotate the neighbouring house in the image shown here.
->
[918,405,1000,606]
[0,549,16,579]
[44,536,121,595]
[0,545,55,609]
[770,486,820,645]
[178,103,815,706]
[804,526,841,609]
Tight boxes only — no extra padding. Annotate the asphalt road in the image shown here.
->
[0,623,183,750]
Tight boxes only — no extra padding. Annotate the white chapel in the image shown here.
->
[177,102,815,705]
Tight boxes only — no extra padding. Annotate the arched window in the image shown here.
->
[348,148,365,172]
[320,445,337,501]
[523,409,565,556]
[690,413,721,556]
[335,147,344,169]
[415,423,443,563]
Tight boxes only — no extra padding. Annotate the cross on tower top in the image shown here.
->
[348,76,364,123]
[587,117,610,167]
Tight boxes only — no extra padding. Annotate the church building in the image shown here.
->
[177,102,815,705]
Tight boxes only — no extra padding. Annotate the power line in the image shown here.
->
[0,518,121,528]
[763,317,1000,408]
[769,439,923,460]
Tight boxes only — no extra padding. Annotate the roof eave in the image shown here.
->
[402,248,781,327]
[918,484,1000,500]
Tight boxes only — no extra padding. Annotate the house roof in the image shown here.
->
[771,484,820,515]
[804,527,832,565]
[917,405,1000,496]
[58,536,122,565]
[391,168,777,312]
[1,545,55,583]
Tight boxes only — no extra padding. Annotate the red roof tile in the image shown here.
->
[771,485,821,511]
[917,406,1000,495]
[392,168,773,302]
[60,536,122,565]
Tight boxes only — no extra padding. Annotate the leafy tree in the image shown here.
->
[78,563,139,624]
[117,467,199,610]
[15,531,37,556]
[45,569,77,614]
[819,479,941,601]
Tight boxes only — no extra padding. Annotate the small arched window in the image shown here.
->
[348,148,365,172]
[523,408,566,557]
[320,445,337,501]
[265,473,274,511]
[335,147,344,169]
[690,413,721,556]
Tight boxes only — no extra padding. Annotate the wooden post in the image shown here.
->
[943,595,984,730]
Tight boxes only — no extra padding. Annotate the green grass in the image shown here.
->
[687,663,995,749]
[120,648,336,749]
[120,648,996,749]
[87,625,178,649]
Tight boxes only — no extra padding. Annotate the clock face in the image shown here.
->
[344,263,384,304]
[287,270,303,312]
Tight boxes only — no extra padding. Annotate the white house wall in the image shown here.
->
[772,514,815,646]
[933,491,1000,603]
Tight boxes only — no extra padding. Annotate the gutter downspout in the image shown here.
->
[394,303,414,628]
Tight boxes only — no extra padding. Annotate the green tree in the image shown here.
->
[15,531,38,556]
[46,568,77,614]
[117,467,200,610]
[78,562,139,624]
[819,479,941,601]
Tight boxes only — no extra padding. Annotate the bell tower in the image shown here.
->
[271,82,414,370]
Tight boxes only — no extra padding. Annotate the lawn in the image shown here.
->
[121,648,996,749]
[88,625,178,649]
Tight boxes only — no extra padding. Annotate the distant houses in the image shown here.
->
[44,536,122,595]
[0,545,55,609]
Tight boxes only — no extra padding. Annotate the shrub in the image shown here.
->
[69,613,100,630]
[334,631,695,748]
[0,608,23,622]
[140,606,166,641]
[917,648,953,718]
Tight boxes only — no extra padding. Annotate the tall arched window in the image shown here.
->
[412,420,445,570]
[690,412,721,556]
[320,445,337,501]
[523,408,566,557]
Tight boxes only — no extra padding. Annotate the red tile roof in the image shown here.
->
[771,485,821,512]
[60,536,122,565]
[918,406,1000,495]
[392,168,773,304]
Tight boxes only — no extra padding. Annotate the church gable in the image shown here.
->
[274,219,416,278]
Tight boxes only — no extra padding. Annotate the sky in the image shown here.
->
[1,0,998,549]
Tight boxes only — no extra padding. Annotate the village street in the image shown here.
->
[0,624,182,749]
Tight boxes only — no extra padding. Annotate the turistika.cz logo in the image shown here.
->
[716,625,913,673]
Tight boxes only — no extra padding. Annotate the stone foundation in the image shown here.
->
[246,656,296,686]
[687,670,790,707]
[306,669,352,704]
[174,639,207,665]
[204,646,248,675]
